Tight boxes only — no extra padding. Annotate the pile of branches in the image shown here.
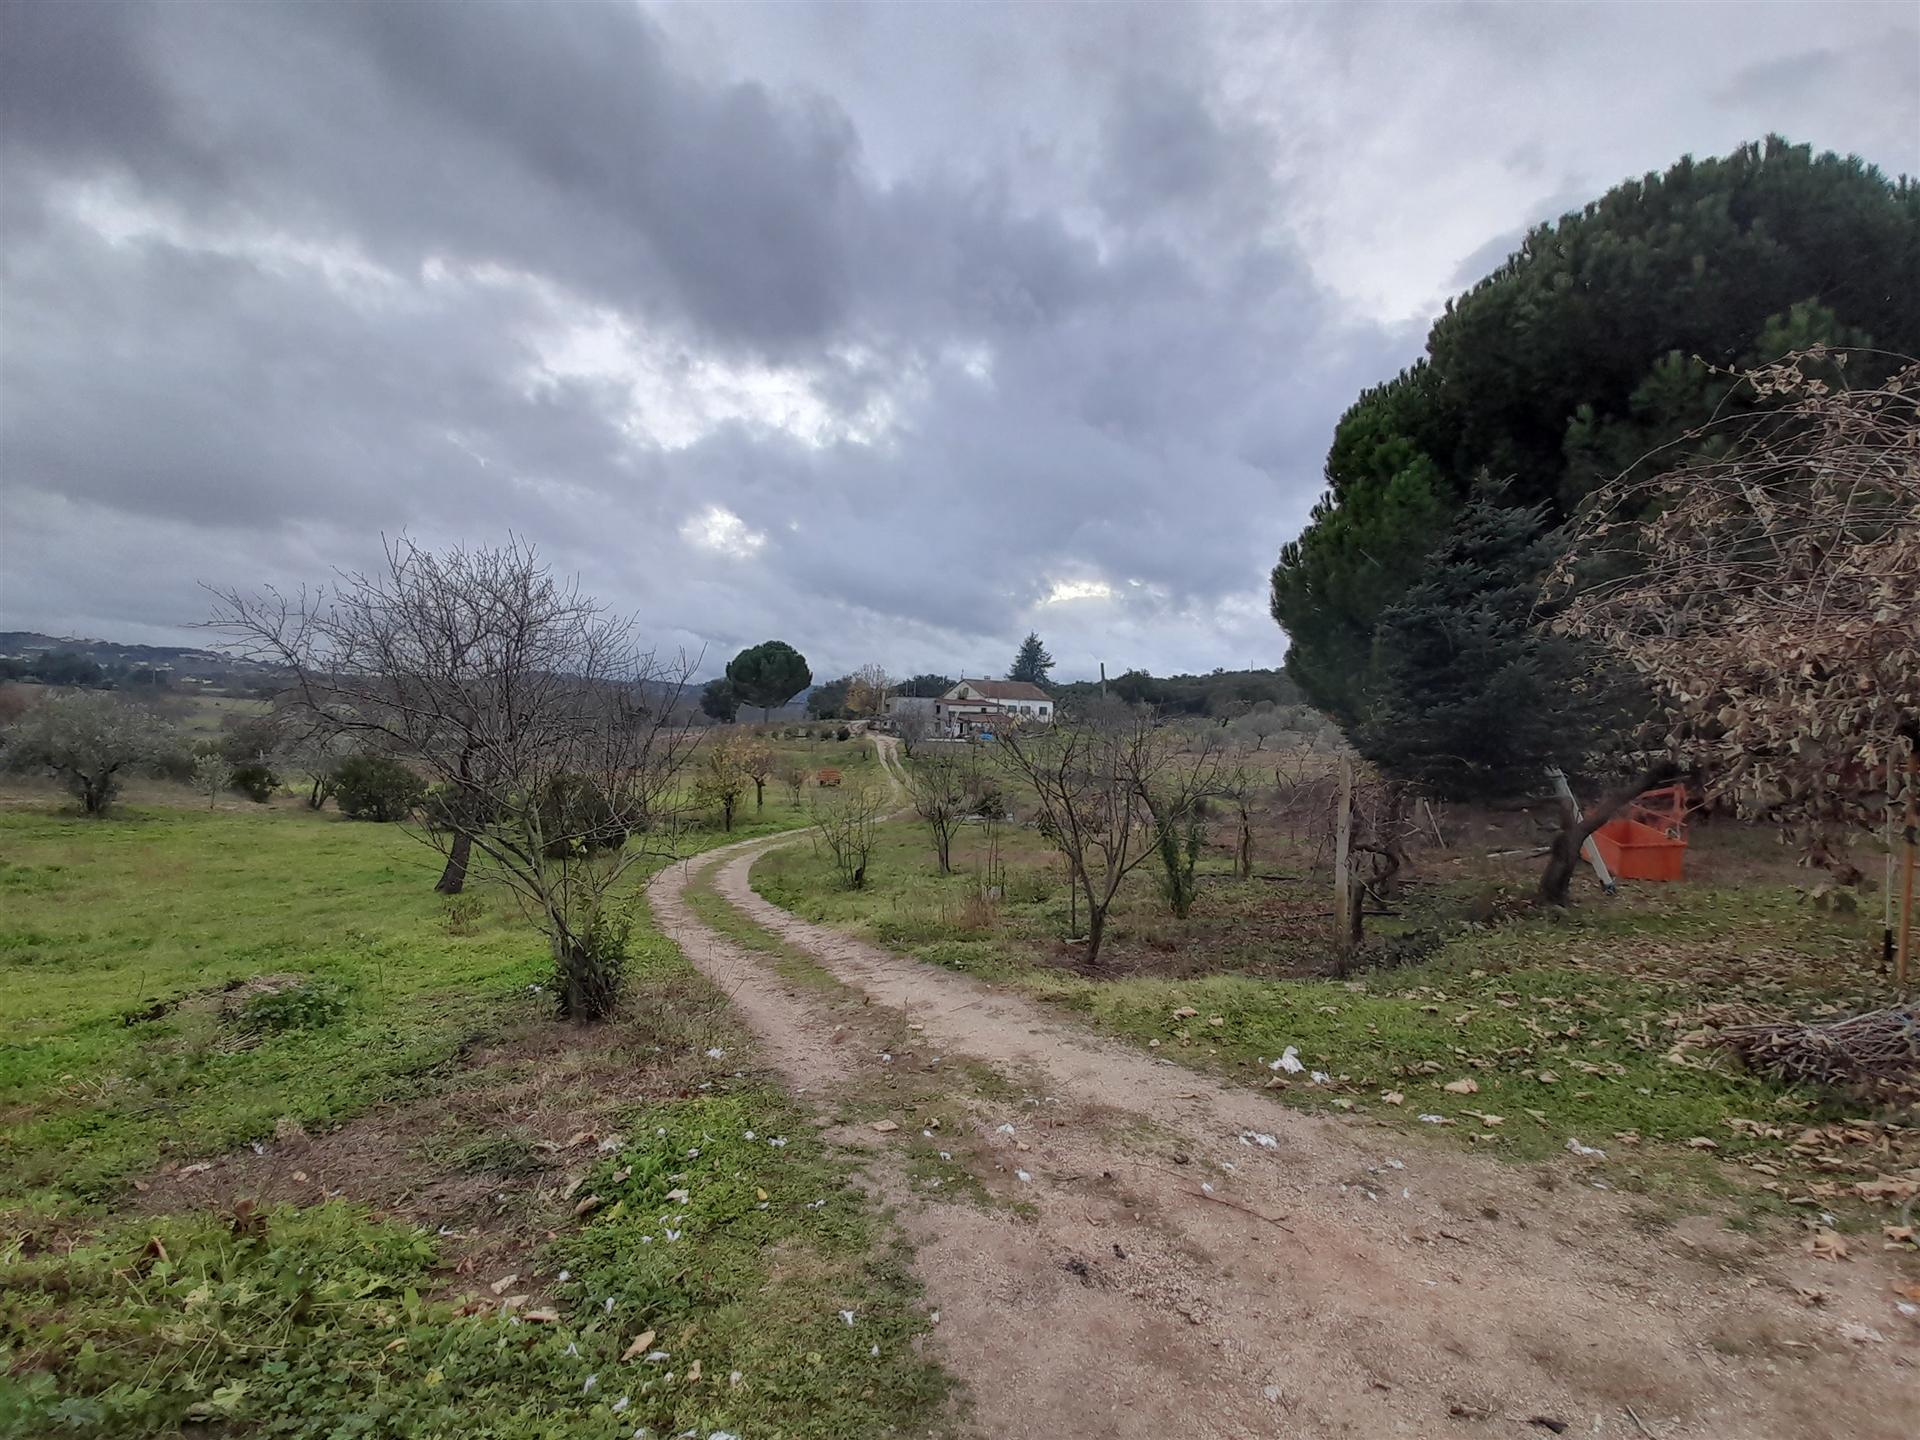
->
[1713,1006,1920,1103]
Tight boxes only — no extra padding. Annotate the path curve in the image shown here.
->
[650,740,1917,1440]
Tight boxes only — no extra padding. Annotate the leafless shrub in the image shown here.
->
[811,780,884,888]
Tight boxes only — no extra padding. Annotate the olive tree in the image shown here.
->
[210,539,698,1020]
[1,689,174,815]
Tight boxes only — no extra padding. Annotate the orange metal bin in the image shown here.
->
[1591,816,1686,881]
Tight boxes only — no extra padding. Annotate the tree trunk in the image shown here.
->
[436,831,472,894]
[754,778,765,810]
[1085,903,1107,966]
[1540,763,1679,905]
[934,825,951,874]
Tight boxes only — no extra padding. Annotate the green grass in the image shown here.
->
[0,788,955,1439]
[2,1085,949,1439]
[753,814,1911,1209]
[0,805,540,1207]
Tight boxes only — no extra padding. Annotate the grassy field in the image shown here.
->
[754,801,1919,1227]
[0,786,954,1439]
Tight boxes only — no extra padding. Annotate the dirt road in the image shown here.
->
[650,741,1916,1439]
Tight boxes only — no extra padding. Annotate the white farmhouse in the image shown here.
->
[936,679,1053,735]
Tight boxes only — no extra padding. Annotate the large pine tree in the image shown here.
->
[1008,632,1054,686]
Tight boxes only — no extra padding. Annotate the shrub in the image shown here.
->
[229,760,279,803]
[836,726,850,742]
[552,903,633,1019]
[240,978,347,1033]
[150,747,197,784]
[534,772,630,858]
[333,753,426,822]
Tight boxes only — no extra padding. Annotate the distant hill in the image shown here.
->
[0,632,282,691]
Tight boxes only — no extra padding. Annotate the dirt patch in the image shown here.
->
[650,801,1920,1440]
[129,1012,715,1310]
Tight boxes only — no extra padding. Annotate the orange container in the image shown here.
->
[1591,817,1686,881]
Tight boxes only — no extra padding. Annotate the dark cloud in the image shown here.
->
[2,0,1912,680]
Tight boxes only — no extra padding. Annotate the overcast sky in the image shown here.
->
[2,1,1914,682]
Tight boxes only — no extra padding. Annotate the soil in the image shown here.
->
[131,1013,722,1312]
[641,738,1920,1440]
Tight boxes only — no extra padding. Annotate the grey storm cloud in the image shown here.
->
[3,0,1916,681]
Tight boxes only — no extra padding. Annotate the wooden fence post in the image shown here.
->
[1333,757,1353,954]
[1898,749,1917,987]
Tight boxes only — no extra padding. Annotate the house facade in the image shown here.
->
[935,679,1053,736]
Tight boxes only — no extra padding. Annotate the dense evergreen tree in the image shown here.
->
[699,677,739,723]
[899,673,955,698]
[1272,137,1920,736]
[1357,496,1629,799]
[806,675,852,720]
[1008,632,1054,685]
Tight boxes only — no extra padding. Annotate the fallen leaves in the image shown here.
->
[621,1329,658,1361]
[1805,1229,1850,1262]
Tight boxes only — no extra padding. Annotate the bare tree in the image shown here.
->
[811,780,884,888]
[776,760,808,807]
[732,735,774,810]
[893,705,934,756]
[1,689,175,816]
[209,539,698,1020]
[1215,755,1260,880]
[908,745,976,873]
[846,663,892,718]
[1134,728,1226,920]
[998,709,1180,964]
